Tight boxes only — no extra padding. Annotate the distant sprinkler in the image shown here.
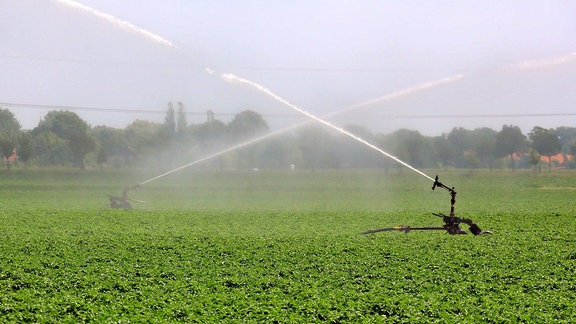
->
[108,184,146,209]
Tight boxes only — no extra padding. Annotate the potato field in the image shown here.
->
[1,169,575,322]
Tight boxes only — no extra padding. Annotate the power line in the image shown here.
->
[0,54,202,69]
[378,113,576,119]
[1,102,202,115]
[0,102,302,118]
[2,102,574,120]
[0,54,463,73]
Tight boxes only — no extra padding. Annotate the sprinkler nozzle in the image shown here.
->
[431,175,455,196]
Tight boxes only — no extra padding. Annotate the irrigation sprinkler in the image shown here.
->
[362,175,492,236]
[108,184,144,209]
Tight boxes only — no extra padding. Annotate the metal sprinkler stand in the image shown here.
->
[362,175,492,236]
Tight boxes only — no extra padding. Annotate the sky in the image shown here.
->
[1,0,575,135]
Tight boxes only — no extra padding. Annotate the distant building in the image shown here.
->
[540,153,571,167]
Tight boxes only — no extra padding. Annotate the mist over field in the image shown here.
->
[1,0,575,135]
[2,3,576,321]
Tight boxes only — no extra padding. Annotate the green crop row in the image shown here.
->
[1,169,575,322]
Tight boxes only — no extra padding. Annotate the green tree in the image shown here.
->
[18,131,34,168]
[496,125,526,172]
[92,126,130,167]
[124,120,164,157]
[68,131,96,170]
[225,110,269,169]
[569,141,576,168]
[0,109,21,169]
[0,133,15,168]
[163,102,176,140]
[33,111,93,169]
[33,110,89,139]
[96,147,108,170]
[529,126,561,172]
[227,110,269,141]
[195,120,227,148]
[446,127,473,168]
[192,119,228,168]
[434,134,455,169]
[470,127,497,170]
[554,127,576,167]
[176,102,188,141]
[391,129,428,168]
[33,131,70,166]
[0,108,21,135]
[528,149,541,174]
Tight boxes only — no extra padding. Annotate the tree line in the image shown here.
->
[1,105,576,172]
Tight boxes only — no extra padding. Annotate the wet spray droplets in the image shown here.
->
[323,74,464,118]
[133,73,462,187]
[56,0,177,49]
[221,73,436,182]
[48,1,574,205]
[136,129,288,187]
[508,52,576,71]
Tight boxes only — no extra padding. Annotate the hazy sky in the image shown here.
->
[1,0,575,135]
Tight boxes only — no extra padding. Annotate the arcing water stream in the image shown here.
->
[55,0,444,185]
[136,128,288,187]
[55,0,574,192]
[221,73,436,182]
[56,0,177,49]
[133,73,458,188]
[323,74,464,118]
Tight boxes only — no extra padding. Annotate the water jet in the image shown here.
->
[110,74,463,208]
[216,75,490,235]
[221,73,436,182]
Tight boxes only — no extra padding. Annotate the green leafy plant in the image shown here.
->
[0,169,575,321]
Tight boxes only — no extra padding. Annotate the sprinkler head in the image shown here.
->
[108,185,138,209]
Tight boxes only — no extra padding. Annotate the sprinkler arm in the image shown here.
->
[361,215,492,235]
[361,225,446,234]
[432,175,456,216]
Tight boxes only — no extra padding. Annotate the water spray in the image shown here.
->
[221,73,436,182]
[110,74,463,208]
[53,0,560,233]
[112,70,491,238]
[56,0,177,49]
[218,73,490,235]
[110,70,486,238]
